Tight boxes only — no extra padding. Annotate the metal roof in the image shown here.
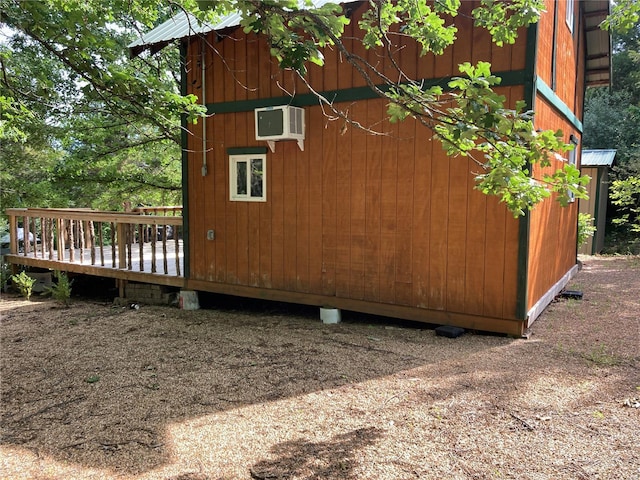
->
[582,0,612,87]
[128,11,214,57]
[128,1,361,57]
[581,149,616,167]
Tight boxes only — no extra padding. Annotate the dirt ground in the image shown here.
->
[1,256,638,480]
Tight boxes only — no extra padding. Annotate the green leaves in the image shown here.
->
[238,0,349,74]
[0,0,193,209]
[0,96,34,143]
[385,58,589,215]
[577,213,596,247]
[429,63,588,215]
[11,272,36,301]
[601,0,640,34]
[472,0,544,46]
[359,0,458,55]
[610,177,640,233]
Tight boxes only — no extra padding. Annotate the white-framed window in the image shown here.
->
[229,154,267,202]
[566,0,575,33]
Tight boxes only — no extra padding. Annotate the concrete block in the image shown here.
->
[179,290,200,310]
[320,307,341,324]
[28,272,52,293]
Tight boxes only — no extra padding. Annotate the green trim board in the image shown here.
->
[205,69,528,114]
[516,23,539,321]
[227,147,268,155]
[535,77,583,132]
[180,41,190,279]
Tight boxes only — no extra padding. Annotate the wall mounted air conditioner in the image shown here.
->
[255,105,305,152]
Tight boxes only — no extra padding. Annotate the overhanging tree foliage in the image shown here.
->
[0,0,204,209]
[0,0,606,214]
[583,13,640,251]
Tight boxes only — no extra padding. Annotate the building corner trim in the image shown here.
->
[516,23,539,320]
[526,264,579,327]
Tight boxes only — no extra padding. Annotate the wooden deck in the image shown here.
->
[4,208,185,288]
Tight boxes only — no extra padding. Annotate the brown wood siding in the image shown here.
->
[184,3,530,327]
[528,97,580,311]
[573,0,586,120]
[527,0,587,311]
[536,0,555,86]
[185,37,204,282]
[187,104,521,321]
[536,0,583,112]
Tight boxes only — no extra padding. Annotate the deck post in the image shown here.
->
[48,218,54,260]
[151,224,157,273]
[68,220,75,262]
[57,219,65,261]
[40,217,46,259]
[138,222,144,271]
[89,221,96,265]
[116,222,127,269]
[24,216,31,255]
[7,211,20,274]
[117,279,127,299]
[8,214,17,255]
[111,223,116,268]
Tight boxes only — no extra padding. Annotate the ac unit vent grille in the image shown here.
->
[290,107,303,135]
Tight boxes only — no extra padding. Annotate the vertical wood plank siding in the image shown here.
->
[526,0,585,313]
[528,97,581,312]
[184,2,533,328]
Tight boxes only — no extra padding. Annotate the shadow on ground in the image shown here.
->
[1,256,638,479]
[0,292,511,476]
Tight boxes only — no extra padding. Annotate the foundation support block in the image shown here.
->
[320,307,341,324]
[179,290,200,310]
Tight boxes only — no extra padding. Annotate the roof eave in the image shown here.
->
[127,11,215,58]
[583,1,613,88]
[127,0,364,58]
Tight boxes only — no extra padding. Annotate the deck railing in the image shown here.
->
[4,207,184,276]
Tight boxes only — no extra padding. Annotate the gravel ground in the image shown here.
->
[1,255,638,480]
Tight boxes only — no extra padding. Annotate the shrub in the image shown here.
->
[0,262,10,291]
[577,213,596,248]
[11,271,36,300]
[44,271,73,306]
[611,176,640,233]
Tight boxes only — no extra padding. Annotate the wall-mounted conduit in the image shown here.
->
[201,38,208,177]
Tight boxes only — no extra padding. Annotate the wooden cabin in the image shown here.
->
[127,0,612,335]
[578,149,616,255]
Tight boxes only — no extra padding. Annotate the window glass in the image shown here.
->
[230,154,266,202]
[250,159,263,198]
[566,0,574,33]
[236,161,247,196]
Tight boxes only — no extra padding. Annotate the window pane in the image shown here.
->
[566,0,574,32]
[250,158,263,198]
[236,161,247,195]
